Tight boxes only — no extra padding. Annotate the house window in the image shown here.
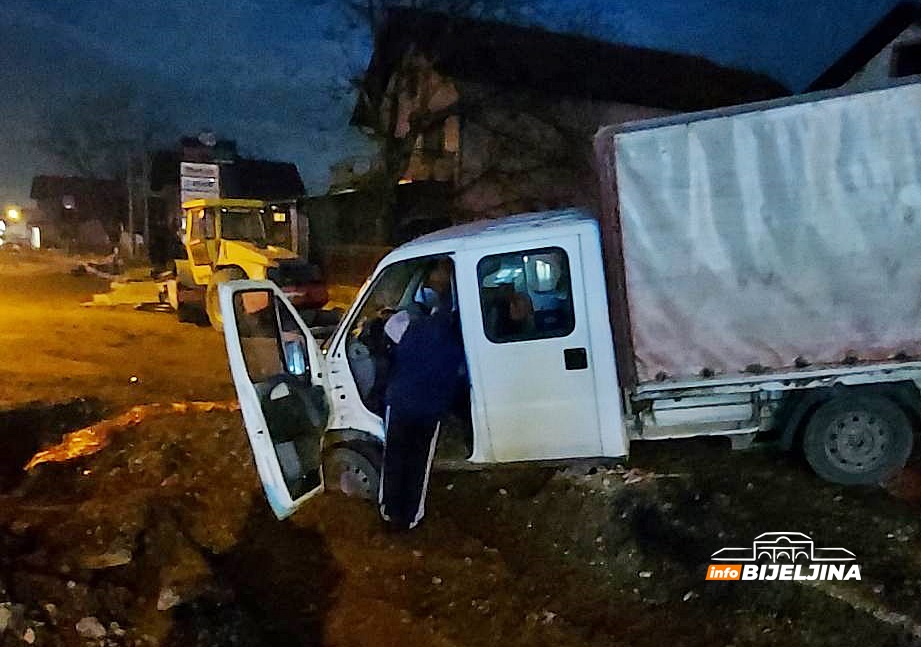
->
[892,41,921,77]
[444,116,460,153]
[413,119,459,155]
[414,126,445,154]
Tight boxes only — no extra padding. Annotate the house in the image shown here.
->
[807,2,921,91]
[29,176,126,250]
[350,9,790,237]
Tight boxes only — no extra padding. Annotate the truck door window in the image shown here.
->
[233,291,285,382]
[478,247,574,343]
[234,291,312,382]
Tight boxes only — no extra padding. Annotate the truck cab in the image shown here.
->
[220,209,628,519]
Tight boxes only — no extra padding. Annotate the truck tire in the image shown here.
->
[206,268,245,332]
[803,394,913,485]
[322,444,381,500]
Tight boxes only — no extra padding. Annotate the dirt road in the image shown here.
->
[3,248,921,646]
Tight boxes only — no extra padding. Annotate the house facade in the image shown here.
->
[351,9,789,238]
[808,2,921,92]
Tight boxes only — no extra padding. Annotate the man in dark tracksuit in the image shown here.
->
[379,306,465,530]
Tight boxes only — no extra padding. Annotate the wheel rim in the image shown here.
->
[337,465,374,498]
[823,410,889,474]
[327,451,377,499]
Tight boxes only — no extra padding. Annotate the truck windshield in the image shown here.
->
[221,209,267,245]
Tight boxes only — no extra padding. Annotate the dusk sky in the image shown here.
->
[0,0,899,207]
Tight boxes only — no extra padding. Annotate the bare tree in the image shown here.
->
[37,85,172,180]
[36,85,175,253]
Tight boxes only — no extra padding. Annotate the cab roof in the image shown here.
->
[404,208,597,248]
[380,207,599,266]
[181,198,265,209]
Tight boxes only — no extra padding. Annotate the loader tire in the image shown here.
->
[206,268,245,332]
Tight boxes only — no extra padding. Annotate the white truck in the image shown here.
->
[220,80,921,519]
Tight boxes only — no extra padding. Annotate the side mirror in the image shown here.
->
[284,340,308,376]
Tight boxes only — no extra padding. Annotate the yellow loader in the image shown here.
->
[166,198,327,330]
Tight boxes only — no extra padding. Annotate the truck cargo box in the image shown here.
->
[595,81,921,385]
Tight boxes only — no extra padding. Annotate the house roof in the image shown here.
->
[222,159,305,200]
[149,152,304,200]
[353,9,790,127]
[30,175,124,200]
[807,2,921,91]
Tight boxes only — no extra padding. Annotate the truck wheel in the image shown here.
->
[803,394,913,485]
[322,445,381,500]
[206,268,245,332]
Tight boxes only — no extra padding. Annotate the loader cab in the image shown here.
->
[221,208,629,519]
[183,199,269,284]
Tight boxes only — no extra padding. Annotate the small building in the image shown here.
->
[29,176,126,250]
[350,9,789,239]
[807,2,921,91]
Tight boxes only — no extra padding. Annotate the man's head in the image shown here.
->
[424,258,453,297]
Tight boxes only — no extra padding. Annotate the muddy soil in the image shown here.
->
[5,249,921,646]
[4,408,921,646]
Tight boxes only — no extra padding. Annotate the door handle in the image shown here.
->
[564,348,588,370]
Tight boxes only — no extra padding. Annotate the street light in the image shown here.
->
[6,208,20,221]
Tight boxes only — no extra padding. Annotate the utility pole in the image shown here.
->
[142,151,150,261]
[126,153,135,258]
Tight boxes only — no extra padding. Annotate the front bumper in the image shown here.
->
[280,282,329,309]
[268,260,329,309]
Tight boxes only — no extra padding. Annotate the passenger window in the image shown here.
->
[477,247,574,343]
[233,291,310,382]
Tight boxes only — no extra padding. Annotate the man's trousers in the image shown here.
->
[379,406,440,530]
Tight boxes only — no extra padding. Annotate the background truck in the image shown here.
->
[167,198,328,330]
[218,80,921,520]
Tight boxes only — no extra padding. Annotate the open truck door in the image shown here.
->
[184,205,217,286]
[219,281,330,519]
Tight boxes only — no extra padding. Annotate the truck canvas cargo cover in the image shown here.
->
[596,81,921,384]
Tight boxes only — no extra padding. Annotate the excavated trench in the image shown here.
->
[0,398,106,493]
